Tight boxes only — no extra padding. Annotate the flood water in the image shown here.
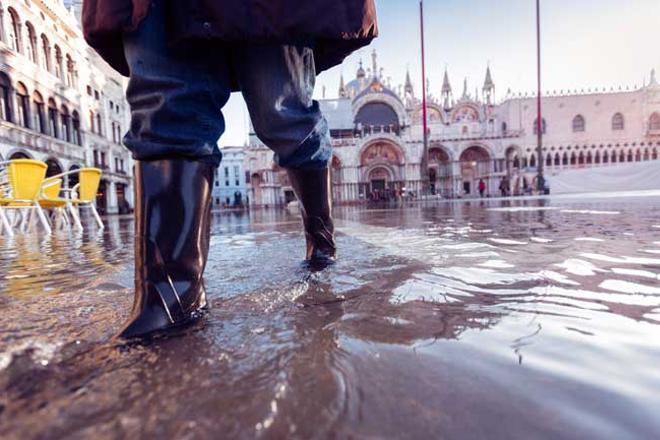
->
[1,192,660,439]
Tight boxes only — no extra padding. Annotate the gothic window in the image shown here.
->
[554,154,560,166]
[8,8,21,52]
[25,22,36,63]
[0,72,12,122]
[96,112,102,135]
[40,34,51,72]
[65,54,75,87]
[60,105,71,142]
[611,113,624,131]
[572,115,585,132]
[650,112,660,131]
[15,82,29,128]
[48,98,58,138]
[54,45,63,79]
[545,154,552,167]
[32,91,46,134]
[533,118,546,135]
[72,111,81,145]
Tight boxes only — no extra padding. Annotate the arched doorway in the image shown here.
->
[459,146,491,197]
[68,164,80,189]
[359,140,405,200]
[9,151,30,160]
[45,157,63,178]
[428,146,451,196]
[96,179,108,215]
[251,172,263,206]
[367,166,393,201]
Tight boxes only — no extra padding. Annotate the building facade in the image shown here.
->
[213,146,248,208]
[246,50,660,205]
[0,0,132,214]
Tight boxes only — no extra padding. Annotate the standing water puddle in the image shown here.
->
[1,195,659,439]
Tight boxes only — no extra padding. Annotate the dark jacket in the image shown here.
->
[82,0,378,78]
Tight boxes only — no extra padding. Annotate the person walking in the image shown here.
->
[499,178,508,197]
[82,0,378,338]
[478,179,486,198]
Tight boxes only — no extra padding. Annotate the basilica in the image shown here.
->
[246,50,660,205]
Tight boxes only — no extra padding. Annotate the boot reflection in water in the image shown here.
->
[84,0,376,338]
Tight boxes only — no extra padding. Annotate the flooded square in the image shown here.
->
[1,192,660,439]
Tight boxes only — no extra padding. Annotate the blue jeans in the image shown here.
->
[122,1,332,169]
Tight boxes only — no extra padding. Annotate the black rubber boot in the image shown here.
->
[118,158,214,339]
[287,167,336,267]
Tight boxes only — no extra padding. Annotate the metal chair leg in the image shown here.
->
[68,203,83,231]
[34,203,52,235]
[91,205,104,230]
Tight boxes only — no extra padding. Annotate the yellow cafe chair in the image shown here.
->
[0,159,51,235]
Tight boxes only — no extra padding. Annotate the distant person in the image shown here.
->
[499,178,508,197]
[478,179,487,198]
[82,0,378,338]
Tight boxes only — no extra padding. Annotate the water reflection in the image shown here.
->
[1,195,660,438]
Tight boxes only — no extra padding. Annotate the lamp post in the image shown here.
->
[420,0,429,196]
[536,0,545,193]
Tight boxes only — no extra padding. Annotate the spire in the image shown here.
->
[404,67,415,107]
[483,65,494,90]
[404,68,414,95]
[441,68,452,110]
[462,78,468,99]
[338,73,347,98]
[371,49,378,79]
[482,65,495,105]
[441,68,452,94]
[356,59,365,79]
[651,68,658,86]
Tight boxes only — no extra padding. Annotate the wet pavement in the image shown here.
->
[1,192,660,439]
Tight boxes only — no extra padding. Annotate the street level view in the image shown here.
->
[1,0,660,439]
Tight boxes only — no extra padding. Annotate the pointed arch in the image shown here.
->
[15,81,30,128]
[7,7,21,52]
[32,90,46,134]
[25,21,37,63]
[0,71,13,122]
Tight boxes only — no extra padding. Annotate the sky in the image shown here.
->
[219,0,660,147]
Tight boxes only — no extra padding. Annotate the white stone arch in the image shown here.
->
[362,163,397,183]
[458,142,495,162]
[7,147,32,159]
[427,143,454,163]
[357,135,407,166]
[412,103,445,125]
[352,93,408,128]
[450,102,482,123]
